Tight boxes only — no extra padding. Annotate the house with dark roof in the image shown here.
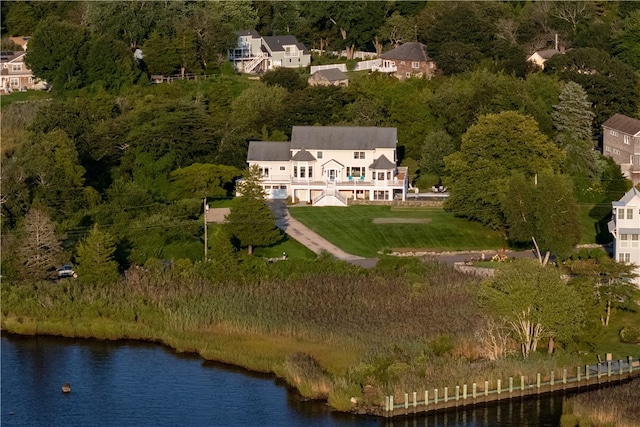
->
[247,126,408,206]
[228,30,310,74]
[526,48,562,70]
[372,42,436,80]
[0,37,47,92]
[308,68,348,87]
[602,113,640,186]
[608,187,640,287]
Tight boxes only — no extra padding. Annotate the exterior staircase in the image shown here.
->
[244,53,267,73]
[312,182,348,206]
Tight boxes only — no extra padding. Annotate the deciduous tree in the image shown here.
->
[480,260,584,357]
[17,208,63,280]
[444,111,563,229]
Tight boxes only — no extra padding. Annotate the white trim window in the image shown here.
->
[610,130,619,137]
[618,253,631,263]
[632,234,639,248]
[621,233,628,247]
[624,135,631,144]
[627,208,634,220]
[259,166,269,177]
[412,61,420,69]
[619,208,625,219]
[9,77,19,87]
[11,64,22,71]
[316,151,323,159]
[354,151,365,159]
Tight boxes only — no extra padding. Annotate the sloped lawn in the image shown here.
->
[288,205,506,257]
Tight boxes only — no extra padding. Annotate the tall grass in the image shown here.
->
[561,379,640,427]
[0,255,603,412]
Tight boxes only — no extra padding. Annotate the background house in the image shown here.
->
[247,126,408,206]
[608,187,640,287]
[0,36,47,92]
[526,48,561,70]
[228,30,310,74]
[602,113,640,186]
[308,68,349,87]
[372,42,437,80]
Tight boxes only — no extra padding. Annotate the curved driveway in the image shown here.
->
[269,201,378,268]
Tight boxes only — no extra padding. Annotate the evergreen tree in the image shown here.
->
[75,225,120,285]
[552,81,598,177]
[225,166,282,255]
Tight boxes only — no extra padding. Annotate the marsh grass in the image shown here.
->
[561,379,640,427]
[0,256,607,412]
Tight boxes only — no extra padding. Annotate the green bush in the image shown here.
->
[619,326,640,344]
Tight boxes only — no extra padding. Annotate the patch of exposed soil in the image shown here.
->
[372,218,431,224]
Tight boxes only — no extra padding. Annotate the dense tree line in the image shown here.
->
[1,1,638,282]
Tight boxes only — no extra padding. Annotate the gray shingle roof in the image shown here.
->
[262,35,308,54]
[311,68,347,82]
[380,42,432,62]
[247,141,290,161]
[612,187,640,207]
[291,149,316,161]
[368,155,396,170]
[603,114,640,136]
[291,126,397,150]
[235,30,260,38]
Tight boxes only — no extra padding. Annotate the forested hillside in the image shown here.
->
[1,1,638,281]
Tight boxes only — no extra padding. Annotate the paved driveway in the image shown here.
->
[268,200,378,268]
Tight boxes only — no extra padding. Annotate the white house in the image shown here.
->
[608,187,640,286]
[246,126,408,206]
[228,30,311,74]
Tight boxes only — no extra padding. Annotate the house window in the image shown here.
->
[308,166,313,178]
[621,234,628,247]
[619,208,625,219]
[299,166,306,178]
[618,253,631,263]
[377,172,385,180]
[28,77,32,83]
[406,72,411,77]
[374,190,388,200]
[317,151,323,159]
[610,130,618,137]
[400,61,405,65]
[354,152,365,159]
[624,135,631,144]
[9,78,18,87]
[347,167,362,177]
[632,234,639,248]
[279,166,285,171]
[11,64,22,71]
[613,149,620,155]
[293,166,297,178]
[429,62,435,69]
[605,146,611,152]
[627,209,633,220]
[412,62,419,68]
[259,167,269,177]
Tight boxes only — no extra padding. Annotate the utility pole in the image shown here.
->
[203,197,208,260]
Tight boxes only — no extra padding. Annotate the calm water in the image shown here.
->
[1,333,564,426]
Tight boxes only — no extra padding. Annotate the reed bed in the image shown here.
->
[0,255,583,412]
[561,379,640,427]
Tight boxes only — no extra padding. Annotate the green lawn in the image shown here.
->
[288,205,506,257]
[0,90,52,109]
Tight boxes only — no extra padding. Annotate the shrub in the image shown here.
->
[620,326,640,344]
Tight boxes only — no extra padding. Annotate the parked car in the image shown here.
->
[57,265,77,278]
